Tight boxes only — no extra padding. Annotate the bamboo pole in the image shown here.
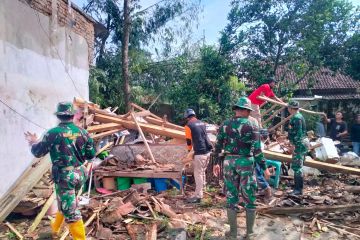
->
[257,96,323,115]
[262,106,286,125]
[130,112,158,165]
[28,191,56,233]
[269,113,295,132]
[261,104,278,117]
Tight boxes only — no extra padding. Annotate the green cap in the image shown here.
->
[55,102,76,116]
[232,97,253,111]
[288,100,300,109]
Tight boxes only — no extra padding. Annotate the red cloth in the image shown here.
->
[248,84,275,105]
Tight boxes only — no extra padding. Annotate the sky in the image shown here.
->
[73,0,360,45]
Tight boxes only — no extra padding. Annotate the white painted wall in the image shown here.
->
[0,0,90,198]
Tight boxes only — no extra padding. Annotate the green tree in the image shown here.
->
[84,0,201,110]
[220,0,358,92]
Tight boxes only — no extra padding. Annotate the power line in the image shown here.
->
[0,98,46,130]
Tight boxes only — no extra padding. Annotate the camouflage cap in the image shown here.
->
[232,97,253,111]
[288,100,300,109]
[55,102,76,116]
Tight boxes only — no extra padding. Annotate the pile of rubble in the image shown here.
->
[3,98,360,239]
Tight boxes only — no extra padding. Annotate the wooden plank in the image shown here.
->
[0,156,51,222]
[94,114,185,140]
[258,96,323,115]
[258,203,360,215]
[131,112,157,165]
[130,103,163,120]
[87,123,123,133]
[73,97,100,109]
[28,191,56,233]
[144,116,184,131]
[130,110,152,118]
[268,113,294,132]
[262,106,285,125]
[5,222,23,240]
[263,150,360,176]
[261,104,278,117]
[92,129,122,140]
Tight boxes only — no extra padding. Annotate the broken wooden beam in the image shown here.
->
[262,106,285,125]
[258,203,360,215]
[144,116,185,131]
[87,123,123,133]
[268,113,295,132]
[5,222,23,240]
[28,191,56,233]
[263,150,360,176]
[94,114,185,140]
[261,104,278,117]
[0,156,51,222]
[130,103,162,120]
[92,129,122,140]
[145,223,157,240]
[131,112,158,165]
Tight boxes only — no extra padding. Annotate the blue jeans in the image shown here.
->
[255,164,269,190]
[353,142,360,156]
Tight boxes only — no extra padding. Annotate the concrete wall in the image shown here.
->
[0,0,92,198]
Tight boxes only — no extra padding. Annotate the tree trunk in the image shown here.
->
[122,0,131,111]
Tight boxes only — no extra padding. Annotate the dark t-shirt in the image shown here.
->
[351,124,360,142]
[329,118,347,141]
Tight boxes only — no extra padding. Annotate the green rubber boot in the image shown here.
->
[226,208,237,240]
[246,208,256,240]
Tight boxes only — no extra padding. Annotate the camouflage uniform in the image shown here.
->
[287,100,307,196]
[288,112,307,175]
[215,117,266,209]
[31,106,95,223]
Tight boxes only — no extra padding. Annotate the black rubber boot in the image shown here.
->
[226,208,237,240]
[292,174,303,195]
[245,208,256,240]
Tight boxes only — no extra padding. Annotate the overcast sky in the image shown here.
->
[73,0,360,45]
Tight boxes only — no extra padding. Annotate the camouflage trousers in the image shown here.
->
[291,142,307,176]
[54,165,88,223]
[223,156,257,209]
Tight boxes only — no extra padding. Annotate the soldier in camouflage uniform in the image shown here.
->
[212,97,269,240]
[287,100,307,195]
[25,102,95,240]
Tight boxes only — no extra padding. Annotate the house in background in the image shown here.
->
[0,0,103,202]
[279,68,360,123]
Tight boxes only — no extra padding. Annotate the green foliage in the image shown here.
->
[161,46,237,123]
[220,0,359,93]
[85,0,201,111]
